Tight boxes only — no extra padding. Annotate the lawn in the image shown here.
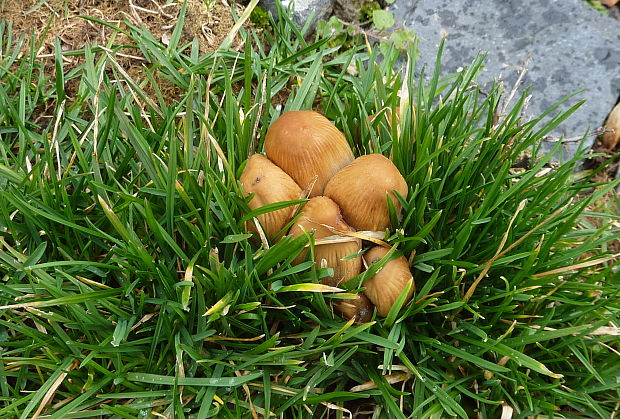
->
[0,1,619,418]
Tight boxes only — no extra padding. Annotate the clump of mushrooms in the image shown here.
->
[238,109,413,321]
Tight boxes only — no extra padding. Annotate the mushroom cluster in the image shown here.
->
[239,110,414,322]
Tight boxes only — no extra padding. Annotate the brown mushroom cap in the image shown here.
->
[362,246,414,317]
[334,292,373,323]
[324,154,408,231]
[239,154,302,241]
[288,196,361,286]
[265,111,354,197]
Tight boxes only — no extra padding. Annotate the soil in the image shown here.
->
[0,0,244,103]
[0,0,242,57]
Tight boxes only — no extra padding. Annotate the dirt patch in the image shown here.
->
[0,0,244,103]
[0,0,242,57]
[584,142,620,183]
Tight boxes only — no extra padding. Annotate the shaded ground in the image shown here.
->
[0,0,246,117]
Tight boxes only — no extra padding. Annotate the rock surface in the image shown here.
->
[389,0,620,160]
[260,0,334,33]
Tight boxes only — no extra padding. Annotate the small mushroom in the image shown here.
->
[362,246,414,317]
[239,154,301,241]
[334,292,373,323]
[324,154,408,231]
[288,196,361,286]
[265,111,354,197]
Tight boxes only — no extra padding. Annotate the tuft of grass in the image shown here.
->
[1,4,619,418]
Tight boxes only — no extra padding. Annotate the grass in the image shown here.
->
[1,3,619,418]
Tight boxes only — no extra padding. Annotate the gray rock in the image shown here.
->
[260,0,334,33]
[389,0,620,160]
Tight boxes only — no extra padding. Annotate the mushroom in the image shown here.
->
[265,111,354,197]
[288,196,361,286]
[324,154,408,231]
[239,154,301,241]
[362,246,414,317]
[334,292,373,323]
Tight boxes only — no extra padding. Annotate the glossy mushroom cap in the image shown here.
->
[239,154,301,241]
[288,196,361,286]
[265,111,354,197]
[362,246,414,317]
[334,292,373,323]
[324,154,408,231]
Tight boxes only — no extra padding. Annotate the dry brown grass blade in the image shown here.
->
[349,372,412,392]
[318,223,389,247]
[247,382,323,396]
[32,359,77,419]
[321,402,352,418]
[75,275,112,289]
[528,324,620,336]
[228,361,259,419]
[218,0,258,50]
[205,334,265,342]
[250,73,268,155]
[448,200,571,321]
[252,218,270,250]
[500,402,514,419]
[45,99,65,181]
[105,52,163,118]
[589,326,620,336]
[532,255,617,278]
[312,235,365,246]
[465,200,572,302]
[463,199,527,302]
